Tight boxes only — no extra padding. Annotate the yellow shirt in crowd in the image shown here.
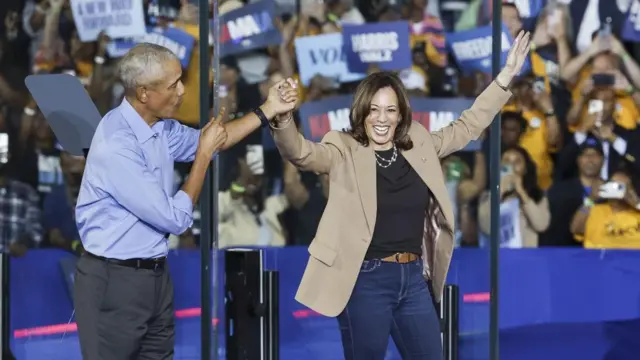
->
[570,66,639,132]
[582,204,640,249]
[502,104,554,190]
[172,23,212,126]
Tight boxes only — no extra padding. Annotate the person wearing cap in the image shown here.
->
[72,43,299,359]
[541,138,605,247]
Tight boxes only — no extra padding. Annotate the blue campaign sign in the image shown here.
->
[410,97,480,151]
[622,0,640,42]
[342,21,412,73]
[299,95,353,143]
[218,0,282,56]
[446,24,531,76]
[106,26,196,68]
[294,33,366,87]
[299,95,480,151]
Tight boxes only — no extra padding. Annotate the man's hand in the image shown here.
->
[198,107,227,157]
[262,78,299,120]
[533,89,554,114]
[592,122,615,142]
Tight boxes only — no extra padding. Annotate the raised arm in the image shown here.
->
[270,117,345,174]
[430,31,530,158]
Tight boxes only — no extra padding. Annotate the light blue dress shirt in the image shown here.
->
[76,99,200,259]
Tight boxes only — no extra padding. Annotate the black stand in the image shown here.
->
[440,284,459,360]
[225,250,279,360]
[263,271,279,360]
[1,252,14,360]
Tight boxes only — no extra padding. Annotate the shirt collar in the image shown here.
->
[119,98,160,143]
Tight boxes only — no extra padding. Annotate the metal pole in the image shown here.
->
[211,0,222,357]
[489,0,502,359]
[264,271,280,360]
[0,253,8,358]
[199,0,214,358]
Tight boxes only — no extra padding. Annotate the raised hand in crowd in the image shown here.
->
[591,120,616,143]
[532,86,554,114]
[198,107,228,157]
[622,183,640,210]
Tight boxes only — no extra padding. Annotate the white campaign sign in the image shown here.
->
[70,0,146,42]
[499,198,524,248]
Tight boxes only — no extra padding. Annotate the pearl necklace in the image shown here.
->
[375,144,397,168]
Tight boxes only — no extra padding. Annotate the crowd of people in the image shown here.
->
[0,0,639,259]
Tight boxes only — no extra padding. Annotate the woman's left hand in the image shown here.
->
[497,31,531,87]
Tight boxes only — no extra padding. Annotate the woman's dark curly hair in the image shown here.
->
[346,71,413,150]
[503,145,544,203]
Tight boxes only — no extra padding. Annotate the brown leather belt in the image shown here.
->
[380,252,420,264]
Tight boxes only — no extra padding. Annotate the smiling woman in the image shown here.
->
[269,31,532,360]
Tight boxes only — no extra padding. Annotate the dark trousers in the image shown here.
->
[73,253,175,360]
[337,259,443,360]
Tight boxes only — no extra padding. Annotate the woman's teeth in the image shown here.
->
[373,125,389,136]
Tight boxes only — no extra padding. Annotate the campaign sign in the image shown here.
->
[299,95,353,142]
[410,97,481,151]
[106,26,196,68]
[622,0,640,42]
[446,24,531,75]
[299,95,480,151]
[218,0,282,56]
[295,33,366,87]
[70,0,146,42]
[342,21,412,73]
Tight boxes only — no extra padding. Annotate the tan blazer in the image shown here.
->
[272,82,512,317]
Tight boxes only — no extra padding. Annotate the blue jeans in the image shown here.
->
[337,259,443,360]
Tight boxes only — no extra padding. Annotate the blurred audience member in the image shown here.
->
[503,75,562,190]
[542,139,604,247]
[557,86,640,181]
[282,159,328,245]
[42,151,84,254]
[478,146,550,247]
[571,168,640,249]
[218,148,288,248]
[0,137,42,256]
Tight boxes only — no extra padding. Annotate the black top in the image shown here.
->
[365,148,430,260]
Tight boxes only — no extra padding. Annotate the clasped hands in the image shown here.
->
[198,78,300,157]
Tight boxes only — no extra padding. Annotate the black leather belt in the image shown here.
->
[85,251,166,270]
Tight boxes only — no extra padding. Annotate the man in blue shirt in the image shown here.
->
[73,43,299,360]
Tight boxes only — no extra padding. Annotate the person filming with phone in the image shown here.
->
[570,167,640,249]
[557,85,640,181]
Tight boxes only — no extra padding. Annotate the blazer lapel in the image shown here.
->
[402,140,455,230]
[352,144,377,235]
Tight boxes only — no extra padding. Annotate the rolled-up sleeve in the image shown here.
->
[166,119,200,162]
[103,137,194,235]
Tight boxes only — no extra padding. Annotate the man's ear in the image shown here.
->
[136,87,148,103]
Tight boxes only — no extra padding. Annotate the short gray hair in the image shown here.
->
[117,43,179,93]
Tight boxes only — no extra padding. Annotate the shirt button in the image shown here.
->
[421,157,427,162]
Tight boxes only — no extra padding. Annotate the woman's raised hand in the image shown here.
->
[496,31,531,87]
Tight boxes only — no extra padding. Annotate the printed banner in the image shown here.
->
[294,33,366,87]
[218,0,282,56]
[298,95,480,151]
[446,24,531,75]
[342,21,412,73]
[70,0,146,42]
[499,198,524,248]
[622,0,640,42]
[106,26,196,68]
